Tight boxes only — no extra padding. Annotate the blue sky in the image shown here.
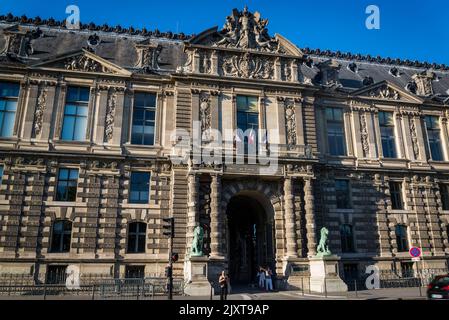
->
[1,0,448,64]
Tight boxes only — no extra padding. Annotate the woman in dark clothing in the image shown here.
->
[219,271,229,301]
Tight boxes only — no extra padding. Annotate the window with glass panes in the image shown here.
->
[0,166,3,182]
[379,111,397,158]
[336,179,351,209]
[326,108,346,156]
[340,224,355,253]
[236,95,259,153]
[127,222,147,254]
[396,225,409,252]
[129,172,150,204]
[56,169,79,202]
[389,182,404,210]
[440,184,449,211]
[0,82,20,138]
[425,116,444,161]
[131,93,157,145]
[50,220,72,253]
[61,87,90,141]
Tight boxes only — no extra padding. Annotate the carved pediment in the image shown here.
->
[351,81,423,103]
[30,49,131,76]
[188,7,303,57]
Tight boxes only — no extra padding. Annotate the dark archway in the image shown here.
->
[227,194,275,285]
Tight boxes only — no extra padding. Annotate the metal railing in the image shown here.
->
[344,268,449,292]
[0,274,185,300]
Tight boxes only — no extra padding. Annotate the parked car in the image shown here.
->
[427,274,449,300]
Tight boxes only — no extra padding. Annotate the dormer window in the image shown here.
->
[316,59,341,86]
[347,62,358,73]
[412,70,436,96]
[389,67,400,77]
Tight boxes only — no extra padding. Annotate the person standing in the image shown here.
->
[265,268,273,292]
[258,266,266,289]
[219,271,229,301]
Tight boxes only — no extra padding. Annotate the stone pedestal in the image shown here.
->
[309,256,348,293]
[183,257,213,297]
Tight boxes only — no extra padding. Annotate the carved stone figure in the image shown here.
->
[190,225,205,257]
[316,227,332,257]
[214,6,279,52]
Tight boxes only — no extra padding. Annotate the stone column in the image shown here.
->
[284,177,298,258]
[187,173,200,253]
[304,178,317,257]
[210,174,224,259]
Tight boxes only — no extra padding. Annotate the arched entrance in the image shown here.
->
[226,192,276,285]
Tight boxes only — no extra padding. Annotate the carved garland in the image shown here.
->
[360,112,370,157]
[410,118,420,159]
[34,86,48,136]
[104,89,118,142]
[285,102,297,150]
[199,93,212,141]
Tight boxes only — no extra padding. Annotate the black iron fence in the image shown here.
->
[0,274,185,300]
[344,268,449,292]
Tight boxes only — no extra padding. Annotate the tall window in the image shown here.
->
[61,87,90,141]
[379,111,397,159]
[336,179,351,209]
[425,116,444,161]
[0,82,20,137]
[396,224,409,252]
[340,224,355,253]
[236,95,259,154]
[127,222,147,254]
[326,108,346,156]
[50,220,72,253]
[0,165,3,182]
[390,182,404,210]
[56,169,79,202]
[129,172,150,204]
[131,93,157,145]
[440,184,449,211]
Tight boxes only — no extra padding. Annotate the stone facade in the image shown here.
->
[0,8,448,287]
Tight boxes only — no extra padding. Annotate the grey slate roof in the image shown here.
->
[0,17,448,101]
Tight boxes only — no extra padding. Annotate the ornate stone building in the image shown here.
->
[0,7,448,288]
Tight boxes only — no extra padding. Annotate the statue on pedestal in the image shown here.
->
[190,225,205,257]
[316,227,332,258]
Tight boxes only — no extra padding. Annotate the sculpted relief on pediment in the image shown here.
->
[180,7,306,82]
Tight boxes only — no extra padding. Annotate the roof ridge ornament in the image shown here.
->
[212,7,281,53]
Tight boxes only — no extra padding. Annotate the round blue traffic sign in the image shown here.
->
[409,247,422,258]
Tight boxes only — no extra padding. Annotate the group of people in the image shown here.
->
[218,266,275,301]
[257,266,274,291]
